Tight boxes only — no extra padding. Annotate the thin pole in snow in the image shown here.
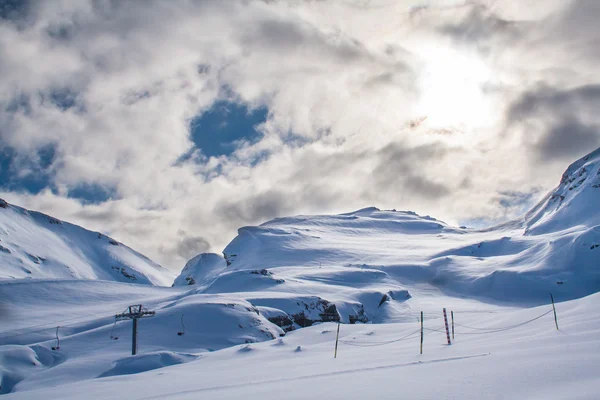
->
[420,311,423,354]
[550,293,559,330]
[334,322,340,359]
[451,311,454,340]
[443,308,451,345]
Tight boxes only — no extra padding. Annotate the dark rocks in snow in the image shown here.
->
[185,276,196,285]
[112,266,137,280]
[108,239,119,246]
[591,244,599,250]
[39,214,63,225]
[223,252,237,266]
[267,315,295,332]
[0,245,11,254]
[251,268,272,276]
[378,293,390,308]
[0,198,8,208]
[318,300,340,322]
[291,311,314,328]
[349,305,369,324]
[25,253,41,264]
[266,299,343,329]
[249,268,285,284]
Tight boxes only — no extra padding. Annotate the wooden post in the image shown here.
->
[334,322,340,358]
[550,293,559,330]
[451,311,454,340]
[443,308,451,345]
[420,311,423,354]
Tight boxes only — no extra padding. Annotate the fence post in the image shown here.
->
[420,311,423,354]
[334,322,340,358]
[550,293,559,330]
[443,308,451,345]
[451,311,454,340]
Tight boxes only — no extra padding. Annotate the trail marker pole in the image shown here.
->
[443,308,451,345]
[550,293,559,330]
[334,322,340,359]
[451,311,455,340]
[51,326,60,350]
[115,304,156,355]
[420,311,423,354]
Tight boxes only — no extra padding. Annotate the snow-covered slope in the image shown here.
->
[524,147,600,234]
[175,148,600,329]
[2,286,600,400]
[173,253,227,287]
[0,200,174,286]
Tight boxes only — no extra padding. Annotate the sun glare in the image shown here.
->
[416,48,493,130]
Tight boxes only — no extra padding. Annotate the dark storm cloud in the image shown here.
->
[507,85,600,160]
[539,119,600,160]
[438,4,522,47]
[215,190,292,226]
[174,232,211,260]
[372,143,452,199]
[549,0,600,62]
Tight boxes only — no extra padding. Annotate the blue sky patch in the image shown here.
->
[189,100,268,158]
[0,145,54,194]
[67,183,116,204]
[0,145,113,204]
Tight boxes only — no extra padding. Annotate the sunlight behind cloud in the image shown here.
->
[416,47,493,130]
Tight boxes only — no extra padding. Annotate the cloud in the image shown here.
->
[1,0,599,271]
[507,84,600,160]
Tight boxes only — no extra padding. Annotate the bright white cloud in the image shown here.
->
[1,0,599,271]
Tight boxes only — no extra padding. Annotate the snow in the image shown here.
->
[2,294,600,399]
[1,147,600,398]
[0,202,174,286]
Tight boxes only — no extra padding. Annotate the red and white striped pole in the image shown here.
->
[443,308,451,345]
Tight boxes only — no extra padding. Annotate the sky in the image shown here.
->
[1,0,599,271]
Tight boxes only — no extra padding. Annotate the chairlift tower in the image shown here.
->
[115,304,155,355]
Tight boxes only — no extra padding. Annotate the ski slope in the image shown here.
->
[0,201,174,286]
[2,292,599,400]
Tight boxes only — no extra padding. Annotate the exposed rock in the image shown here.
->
[0,245,11,254]
[223,252,237,266]
[25,253,41,264]
[45,216,62,225]
[185,276,196,285]
[108,239,119,246]
[378,293,390,308]
[249,268,285,283]
[349,305,369,324]
[267,315,295,332]
[0,199,8,208]
[291,311,314,328]
[250,268,272,276]
[112,266,137,280]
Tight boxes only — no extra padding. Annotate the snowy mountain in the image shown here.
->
[2,148,600,398]
[174,148,600,331]
[524,146,600,234]
[0,200,174,286]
